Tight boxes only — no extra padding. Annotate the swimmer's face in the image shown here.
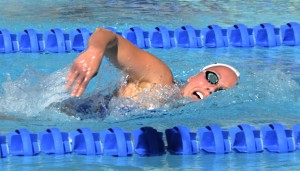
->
[182,66,238,100]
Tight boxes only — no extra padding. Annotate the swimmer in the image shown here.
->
[65,28,239,103]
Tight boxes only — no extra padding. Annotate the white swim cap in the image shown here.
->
[202,63,240,78]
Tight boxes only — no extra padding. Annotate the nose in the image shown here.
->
[204,86,217,97]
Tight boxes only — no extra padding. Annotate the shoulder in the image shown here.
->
[118,38,174,85]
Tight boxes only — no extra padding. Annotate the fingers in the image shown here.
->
[65,65,78,90]
[71,74,85,97]
[65,56,99,97]
[70,71,95,97]
[75,77,90,97]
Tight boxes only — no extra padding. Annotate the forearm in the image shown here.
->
[66,28,117,96]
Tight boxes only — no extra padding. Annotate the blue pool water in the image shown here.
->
[1,0,300,170]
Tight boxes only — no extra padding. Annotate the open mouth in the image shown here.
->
[193,91,204,99]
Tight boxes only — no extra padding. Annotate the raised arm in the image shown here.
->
[66,28,173,97]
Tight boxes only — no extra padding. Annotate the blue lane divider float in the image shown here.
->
[70,28,91,52]
[7,129,39,156]
[281,22,300,46]
[293,124,300,150]
[227,24,254,47]
[132,126,165,156]
[253,23,281,47]
[202,25,228,48]
[149,26,175,48]
[0,134,8,158]
[261,123,295,153]
[124,27,149,49]
[1,123,300,158]
[44,28,71,53]
[1,22,300,53]
[229,124,263,153]
[18,29,44,52]
[165,126,198,155]
[39,128,71,154]
[0,29,18,53]
[69,128,102,155]
[100,127,133,157]
[198,125,231,154]
[175,25,202,48]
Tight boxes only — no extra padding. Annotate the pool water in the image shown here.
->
[1,0,300,170]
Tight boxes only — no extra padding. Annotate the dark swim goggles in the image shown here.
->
[205,71,219,85]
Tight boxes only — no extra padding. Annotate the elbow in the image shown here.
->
[95,27,109,32]
[94,27,114,36]
[89,28,118,48]
[96,28,118,48]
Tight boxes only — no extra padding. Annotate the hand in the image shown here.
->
[65,49,103,97]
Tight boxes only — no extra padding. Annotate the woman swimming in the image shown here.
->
[65,28,239,105]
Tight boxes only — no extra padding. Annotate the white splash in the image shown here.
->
[0,66,71,117]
